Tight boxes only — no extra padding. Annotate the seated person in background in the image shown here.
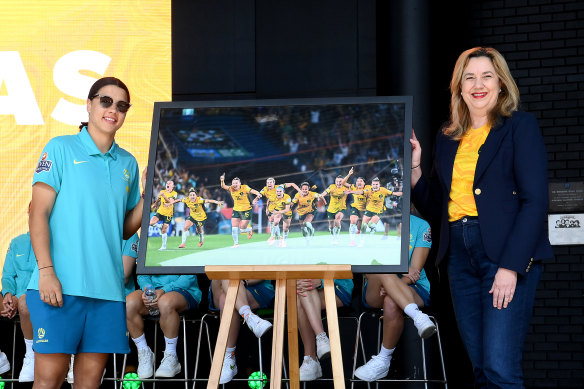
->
[126,273,202,379]
[67,233,141,384]
[354,213,435,382]
[123,233,140,296]
[0,295,11,375]
[1,216,36,382]
[297,278,354,381]
[210,279,274,384]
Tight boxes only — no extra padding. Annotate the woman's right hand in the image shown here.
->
[38,268,63,307]
[410,129,423,188]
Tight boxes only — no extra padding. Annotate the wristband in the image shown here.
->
[411,164,420,170]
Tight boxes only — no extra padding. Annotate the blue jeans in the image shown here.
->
[447,217,542,389]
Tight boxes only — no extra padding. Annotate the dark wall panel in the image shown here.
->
[172,0,255,98]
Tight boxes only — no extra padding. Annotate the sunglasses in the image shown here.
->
[91,94,132,113]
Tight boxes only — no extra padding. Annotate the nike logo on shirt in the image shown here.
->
[74,160,88,164]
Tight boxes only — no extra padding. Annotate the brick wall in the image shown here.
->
[469,1,584,387]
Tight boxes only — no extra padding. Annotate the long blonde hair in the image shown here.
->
[444,47,520,139]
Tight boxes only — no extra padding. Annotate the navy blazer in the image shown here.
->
[412,111,553,275]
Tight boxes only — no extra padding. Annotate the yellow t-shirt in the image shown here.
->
[365,187,392,213]
[229,185,252,212]
[156,190,178,217]
[273,194,293,217]
[292,191,319,216]
[350,184,370,211]
[183,197,206,221]
[448,123,491,221]
[260,186,278,212]
[325,184,348,213]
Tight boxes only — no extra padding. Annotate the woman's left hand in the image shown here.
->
[489,268,517,309]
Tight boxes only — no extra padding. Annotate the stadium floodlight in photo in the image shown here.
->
[136,97,413,275]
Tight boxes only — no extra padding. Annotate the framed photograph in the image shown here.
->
[136,97,413,274]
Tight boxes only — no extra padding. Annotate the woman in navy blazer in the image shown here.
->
[410,47,553,388]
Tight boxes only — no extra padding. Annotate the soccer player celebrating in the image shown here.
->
[149,180,178,250]
[344,168,371,247]
[220,174,262,247]
[260,178,299,244]
[271,186,293,247]
[178,189,223,248]
[291,182,323,244]
[319,169,352,244]
[360,178,403,241]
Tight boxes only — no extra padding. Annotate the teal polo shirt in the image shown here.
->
[2,232,36,298]
[28,127,140,302]
[408,215,432,294]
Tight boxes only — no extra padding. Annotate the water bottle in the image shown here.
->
[144,285,159,316]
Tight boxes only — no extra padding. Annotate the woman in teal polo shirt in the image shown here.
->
[27,77,145,389]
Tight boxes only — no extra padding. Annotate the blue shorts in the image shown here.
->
[173,288,199,311]
[208,281,275,312]
[361,281,431,309]
[26,290,130,354]
[333,283,352,307]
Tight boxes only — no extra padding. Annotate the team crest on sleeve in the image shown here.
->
[35,152,53,173]
[423,228,432,243]
[131,241,138,254]
[122,169,130,182]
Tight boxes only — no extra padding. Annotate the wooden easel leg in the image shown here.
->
[270,279,287,389]
[207,279,240,389]
[323,279,346,389]
[286,279,300,389]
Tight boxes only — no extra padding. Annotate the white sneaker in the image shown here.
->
[219,354,238,384]
[413,313,436,339]
[155,352,181,377]
[0,352,10,374]
[354,355,390,382]
[137,347,155,379]
[244,313,273,338]
[67,355,74,384]
[18,354,35,382]
[316,333,331,360]
[299,356,322,381]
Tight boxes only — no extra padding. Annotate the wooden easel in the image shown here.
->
[205,265,353,389]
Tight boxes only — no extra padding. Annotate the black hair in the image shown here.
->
[79,77,131,130]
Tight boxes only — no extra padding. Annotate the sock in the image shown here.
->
[24,338,34,356]
[377,345,395,361]
[329,227,333,235]
[306,222,314,235]
[283,230,288,240]
[225,346,236,359]
[181,230,188,244]
[316,332,327,341]
[240,226,251,234]
[164,336,178,355]
[368,222,376,234]
[161,233,168,247]
[232,227,239,244]
[238,305,252,318]
[270,223,276,237]
[336,225,341,236]
[302,226,308,237]
[132,333,149,350]
[199,231,204,242]
[273,225,280,238]
[404,303,421,320]
[349,224,357,240]
[332,226,339,237]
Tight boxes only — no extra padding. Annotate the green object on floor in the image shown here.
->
[122,372,141,389]
[248,371,268,389]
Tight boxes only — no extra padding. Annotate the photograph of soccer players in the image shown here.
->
[150,180,178,250]
[219,174,261,247]
[178,189,223,248]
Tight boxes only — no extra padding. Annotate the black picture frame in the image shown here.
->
[137,96,413,275]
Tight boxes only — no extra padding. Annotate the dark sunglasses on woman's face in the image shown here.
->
[91,94,132,113]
